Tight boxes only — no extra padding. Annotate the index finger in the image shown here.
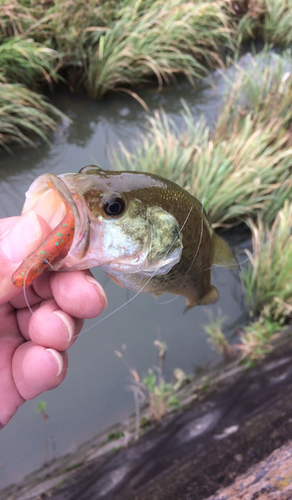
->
[0,212,51,304]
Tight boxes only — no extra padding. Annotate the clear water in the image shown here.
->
[0,71,247,489]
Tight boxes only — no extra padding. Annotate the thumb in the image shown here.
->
[0,211,48,303]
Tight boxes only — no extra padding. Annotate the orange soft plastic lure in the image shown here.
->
[12,183,75,287]
[12,210,75,287]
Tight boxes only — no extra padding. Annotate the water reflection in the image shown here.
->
[0,74,246,490]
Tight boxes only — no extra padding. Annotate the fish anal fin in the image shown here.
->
[213,234,241,271]
[184,285,219,312]
[198,284,219,306]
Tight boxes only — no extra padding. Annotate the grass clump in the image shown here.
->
[238,0,292,46]
[116,340,185,437]
[204,315,237,361]
[0,37,60,87]
[84,0,235,98]
[243,202,292,323]
[114,51,292,227]
[237,316,282,364]
[0,0,40,39]
[0,78,66,151]
[237,202,292,363]
[141,367,181,421]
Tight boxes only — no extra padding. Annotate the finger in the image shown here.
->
[0,304,25,428]
[50,270,107,319]
[10,270,56,311]
[10,287,41,310]
[26,299,83,350]
[0,212,51,304]
[32,271,55,300]
[12,341,68,400]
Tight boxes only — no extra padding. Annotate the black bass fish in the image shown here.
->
[13,166,239,310]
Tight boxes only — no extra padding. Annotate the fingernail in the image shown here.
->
[46,348,63,376]
[85,276,108,310]
[0,211,42,263]
[53,311,74,342]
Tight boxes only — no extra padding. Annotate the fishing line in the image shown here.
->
[155,295,179,305]
[23,259,54,315]
[184,198,205,278]
[72,206,194,339]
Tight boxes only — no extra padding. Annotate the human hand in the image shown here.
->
[0,211,107,428]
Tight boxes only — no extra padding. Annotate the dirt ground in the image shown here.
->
[2,334,292,500]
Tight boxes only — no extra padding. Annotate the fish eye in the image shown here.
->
[103,196,126,217]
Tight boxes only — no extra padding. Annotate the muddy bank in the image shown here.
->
[2,330,292,500]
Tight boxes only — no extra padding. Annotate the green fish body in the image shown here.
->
[21,166,239,309]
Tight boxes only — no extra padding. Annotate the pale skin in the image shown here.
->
[0,211,107,429]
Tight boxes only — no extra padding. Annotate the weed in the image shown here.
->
[142,367,181,421]
[204,315,238,362]
[116,340,185,438]
[237,315,282,364]
[35,401,49,464]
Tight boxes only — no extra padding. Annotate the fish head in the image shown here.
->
[22,166,183,276]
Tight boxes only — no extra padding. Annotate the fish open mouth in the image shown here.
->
[21,173,90,271]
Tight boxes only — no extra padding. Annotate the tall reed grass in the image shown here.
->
[243,202,292,322]
[0,0,39,39]
[238,0,292,45]
[0,78,66,151]
[237,202,292,362]
[85,0,235,98]
[114,52,292,226]
[0,37,59,87]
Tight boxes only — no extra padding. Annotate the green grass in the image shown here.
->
[2,0,292,147]
[0,78,67,151]
[0,0,39,39]
[235,202,292,363]
[204,315,237,361]
[238,0,292,46]
[84,0,235,98]
[114,51,292,227]
[243,202,292,322]
[0,37,60,88]
[237,316,283,364]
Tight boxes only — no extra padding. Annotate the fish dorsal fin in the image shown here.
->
[213,234,241,271]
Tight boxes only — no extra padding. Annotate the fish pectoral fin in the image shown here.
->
[184,285,219,312]
[213,234,241,271]
[106,273,125,288]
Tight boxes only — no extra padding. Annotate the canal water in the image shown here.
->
[0,65,247,489]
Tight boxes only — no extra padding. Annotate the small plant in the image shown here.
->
[115,340,185,439]
[204,315,237,362]
[237,314,282,365]
[35,401,49,464]
[142,367,180,421]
